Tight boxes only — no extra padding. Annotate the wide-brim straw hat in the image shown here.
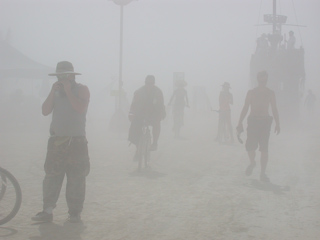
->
[49,61,81,76]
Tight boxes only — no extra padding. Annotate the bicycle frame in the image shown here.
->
[136,124,152,171]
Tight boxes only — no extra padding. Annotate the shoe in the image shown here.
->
[67,213,82,223]
[260,174,270,183]
[245,162,256,176]
[149,143,157,151]
[31,211,53,222]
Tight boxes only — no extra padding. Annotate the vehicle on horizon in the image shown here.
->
[250,0,306,124]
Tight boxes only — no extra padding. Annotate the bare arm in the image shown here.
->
[168,91,175,105]
[159,89,166,119]
[270,91,280,134]
[159,89,165,107]
[42,81,60,116]
[185,90,189,107]
[237,91,251,129]
[218,92,222,109]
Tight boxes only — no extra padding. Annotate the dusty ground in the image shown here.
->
[0,112,319,240]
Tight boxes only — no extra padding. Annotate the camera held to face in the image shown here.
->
[57,74,71,81]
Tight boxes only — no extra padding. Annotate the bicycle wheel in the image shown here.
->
[143,128,151,168]
[0,167,22,225]
[137,133,145,171]
[137,125,151,171]
[0,173,7,201]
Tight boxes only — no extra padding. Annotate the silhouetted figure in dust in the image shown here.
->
[286,30,296,50]
[168,80,189,138]
[304,89,316,116]
[268,31,283,52]
[215,82,234,144]
[32,61,90,223]
[128,75,166,152]
[237,71,280,182]
[256,33,269,54]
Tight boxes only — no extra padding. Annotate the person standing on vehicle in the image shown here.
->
[287,31,296,50]
[128,75,166,151]
[215,82,234,144]
[236,71,280,182]
[304,89,316,116]
[32,61,90,223]
[168,80,189,138]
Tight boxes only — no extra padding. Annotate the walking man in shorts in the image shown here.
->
[236,71,280,182]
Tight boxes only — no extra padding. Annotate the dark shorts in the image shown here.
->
[245,116,273,152]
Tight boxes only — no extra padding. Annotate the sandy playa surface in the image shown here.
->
[0,114,319,240]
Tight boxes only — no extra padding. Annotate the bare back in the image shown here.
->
[248,87,275,117]
[238,75,280,135]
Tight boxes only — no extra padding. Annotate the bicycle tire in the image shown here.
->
[0,173,7,201]
[137,125,152,171]
[0,167,22,225]
[143,128,151,168]
[137,132,144,171]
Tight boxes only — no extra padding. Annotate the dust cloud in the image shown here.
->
[0,0,320,239]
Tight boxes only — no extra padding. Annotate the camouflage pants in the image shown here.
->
[43,136,90,215]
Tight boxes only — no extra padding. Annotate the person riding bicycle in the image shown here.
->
[128,75,166,151]
[168,79,189,138]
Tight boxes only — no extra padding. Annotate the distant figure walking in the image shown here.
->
[32,61,90,223]
[168,80,189,138]
[215,82,234,144]
[236,71,280,182]
[304,89,316,116]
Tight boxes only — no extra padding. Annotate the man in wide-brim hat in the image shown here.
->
[32,61,90,223]
[48,61,82,76]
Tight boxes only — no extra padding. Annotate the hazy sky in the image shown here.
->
[1,0,320,105]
